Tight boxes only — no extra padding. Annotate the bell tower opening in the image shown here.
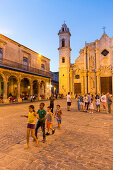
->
[62,39,65,47]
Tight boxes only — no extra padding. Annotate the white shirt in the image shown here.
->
[101,95,106,102]
[96,99,100,105]
[67,95,71,102]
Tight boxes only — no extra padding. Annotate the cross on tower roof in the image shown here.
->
[102,26,106,34]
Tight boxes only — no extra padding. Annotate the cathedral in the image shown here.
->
[58,23,113,97]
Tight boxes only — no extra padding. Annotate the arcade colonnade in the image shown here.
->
[0,69,51,103]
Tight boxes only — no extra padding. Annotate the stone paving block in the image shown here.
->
[6,159,29,170]
[0,155,15,167]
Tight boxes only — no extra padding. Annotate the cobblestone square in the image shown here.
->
[0,99,113,170]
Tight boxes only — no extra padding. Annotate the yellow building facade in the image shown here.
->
[58,24,113,97]
[0,34,51,103]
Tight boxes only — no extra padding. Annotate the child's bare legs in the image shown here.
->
[25,128,30,149]
[47,127,50,133]
[31,129,38,146]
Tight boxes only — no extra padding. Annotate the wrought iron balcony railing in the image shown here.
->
[0,58,52,78]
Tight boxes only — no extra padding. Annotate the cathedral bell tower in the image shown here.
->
[58,23,71,96]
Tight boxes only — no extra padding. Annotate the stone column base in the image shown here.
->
[18,98,22,103]
[3,99,9,104]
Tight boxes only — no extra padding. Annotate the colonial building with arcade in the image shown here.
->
[58,24,113,96]
[0,34,52,103]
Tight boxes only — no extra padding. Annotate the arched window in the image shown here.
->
[23,57,28,70]
[41,64,45,71]
[0,48,3,62]
[62,57,65,63]
[62,39,65,47]
[62,28,64,32]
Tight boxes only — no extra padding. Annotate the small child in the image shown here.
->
[96,97,100,112]
[55,105,63,130]
[89,99,94,113]
[46,106,55,135]
[21,105,39,149]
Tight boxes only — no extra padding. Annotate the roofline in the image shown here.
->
[0,34,50,61]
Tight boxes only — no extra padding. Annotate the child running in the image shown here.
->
[46,106,55,135]
[35,103,47,143]
[21,105,39,149]
[55,105,63,130]
[89,98,94,113]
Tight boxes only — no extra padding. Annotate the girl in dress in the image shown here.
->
[89,98,94,113]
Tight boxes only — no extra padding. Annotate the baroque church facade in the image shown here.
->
[58,24,113,97]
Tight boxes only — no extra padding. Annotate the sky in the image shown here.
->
[0,0,113,72]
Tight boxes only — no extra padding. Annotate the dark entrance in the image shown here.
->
[74,83,81,94]
[100,77,112,94]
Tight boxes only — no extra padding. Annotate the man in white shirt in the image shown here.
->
[101,93,106,111]
[67,92,72,111]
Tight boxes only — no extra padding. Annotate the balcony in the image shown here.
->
[0,58,52,78]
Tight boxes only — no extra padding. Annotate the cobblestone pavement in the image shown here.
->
[0,99,113,170]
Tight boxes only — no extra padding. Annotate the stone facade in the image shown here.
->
[0,34,51,103]
[58,24,113,96]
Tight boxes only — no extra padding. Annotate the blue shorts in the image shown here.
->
[57,119,61,124]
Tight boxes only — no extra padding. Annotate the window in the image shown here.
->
[101,49,109,56]
[0,48,3,62]
[75,75,80,79]
[62,28,64,32]
[23,57,28,70]
[62,39,65,47]
[41,64,45,71]
[62,57,65,63]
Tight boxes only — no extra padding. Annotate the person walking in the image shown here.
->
[77,95,80,111]
[101,93,107,111]
[89,98,94,113]
[46,106,55,135]
[35,103,47,143]
[50,94,55,113]
[55,105,63,130]
[107,93,112,113]
[21,105,39,149]
[67,92,72,111]
[87,93,91,110]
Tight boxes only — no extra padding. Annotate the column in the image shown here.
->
[30,81,33,96]
[112,74,113,95]
[44,81,47,99]
[17,80,22,102]
[3,79,9,103]
[38,81,41,100]
[97,73,100,94]
[0,82,1,96]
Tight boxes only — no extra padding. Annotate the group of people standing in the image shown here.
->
[77,92,112,113]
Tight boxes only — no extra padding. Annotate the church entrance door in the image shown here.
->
[74,83,81,94]
[100,77,112,94]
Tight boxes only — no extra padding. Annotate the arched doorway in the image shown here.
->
[7,76,18,98]
[33,80,38,97]
[0,75,4,102]
[40,81,45,99]
[20,78,30,100]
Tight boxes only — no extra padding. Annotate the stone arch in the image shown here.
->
[20,78,30,100]
[40,81,45,99]
[7,75,18,98]
[33,80,39,97]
